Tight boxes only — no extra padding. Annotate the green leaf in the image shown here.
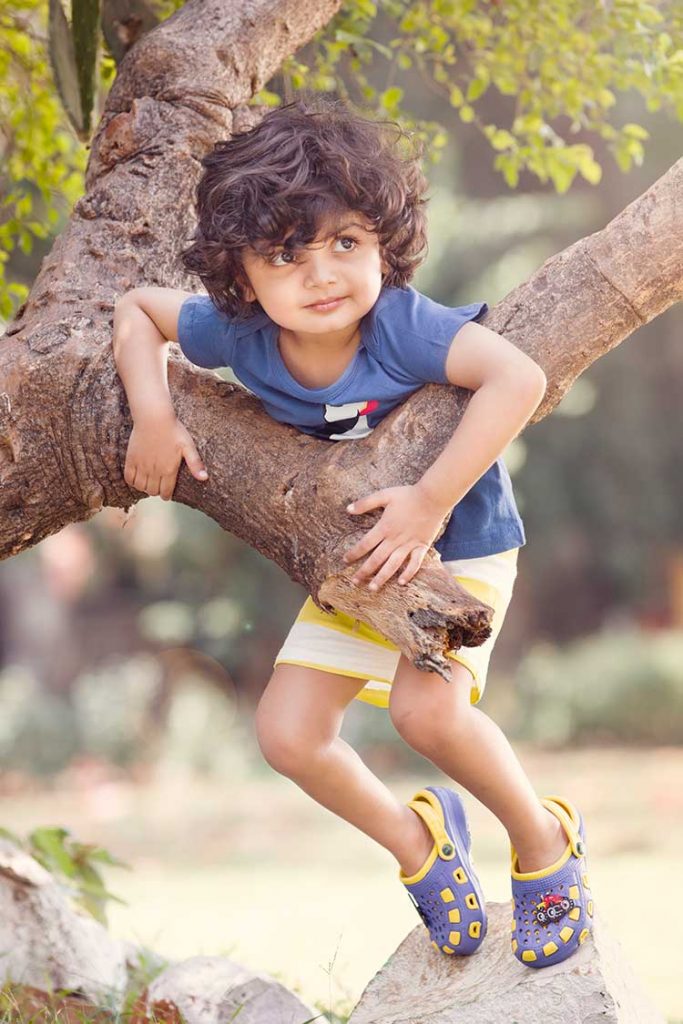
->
[621,122,650,140]
[547,154,577,193]
[495,153,519,188]
[448,84,463,107]
[72,0,101,136]
[47,0,84,136]
[466,74,489,102]
[490,129,516,151]
[353,0,376,18]
[75,843,131,869]
[29,827,79,877]
[381,86,403,109]
[579,159,602,184]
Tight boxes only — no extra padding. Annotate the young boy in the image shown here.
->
[112,96,593,967]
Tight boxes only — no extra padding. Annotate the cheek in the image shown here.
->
[259,282,296,318]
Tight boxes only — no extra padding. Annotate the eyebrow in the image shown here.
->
[321,221,367,239]
[260,221,369,260]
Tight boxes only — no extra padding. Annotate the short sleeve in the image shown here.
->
[176,294,235,369]
[371,286,488,385]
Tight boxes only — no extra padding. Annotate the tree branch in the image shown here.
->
[1,0,681,679]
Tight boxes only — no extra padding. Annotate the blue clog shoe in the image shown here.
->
[399,786,487,956]
[510,794,594,968]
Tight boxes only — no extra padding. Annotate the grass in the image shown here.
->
[2,741,682,1022]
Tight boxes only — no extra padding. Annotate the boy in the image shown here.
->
[112,95,593,966]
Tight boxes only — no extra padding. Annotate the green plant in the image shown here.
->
[3,0,683,316]
[0,824,130,926]
[512,626,683,746]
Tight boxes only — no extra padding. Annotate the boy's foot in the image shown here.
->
[398,806,435,876]
[399,786,487,957]
[510,795,594,968]
[515,807,569,873]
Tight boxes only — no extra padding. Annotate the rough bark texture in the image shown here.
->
[348,901,667,1024]
[1,0,682,676]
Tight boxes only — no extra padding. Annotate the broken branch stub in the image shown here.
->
[1,0,681,678]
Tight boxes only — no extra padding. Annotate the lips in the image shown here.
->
[307,296,346,309]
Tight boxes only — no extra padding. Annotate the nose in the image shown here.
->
[303,248,338,289]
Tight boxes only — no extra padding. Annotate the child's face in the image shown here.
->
[239,210,389,336]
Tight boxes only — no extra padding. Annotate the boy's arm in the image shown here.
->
[416,320,546,511]
[113,288,209,498]
[344,322,546,589]
[112,287,193,422]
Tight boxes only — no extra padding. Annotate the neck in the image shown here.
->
[280,322,361,352]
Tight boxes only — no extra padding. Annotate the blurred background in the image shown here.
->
[1,6,682,1022]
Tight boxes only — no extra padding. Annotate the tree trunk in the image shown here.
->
[1,0,681,677]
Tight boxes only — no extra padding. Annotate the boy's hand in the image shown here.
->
[343,483,449,591]
[124,410,208,501]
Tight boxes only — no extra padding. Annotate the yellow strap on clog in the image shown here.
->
[541,795,586,857]
[407,790,456,860]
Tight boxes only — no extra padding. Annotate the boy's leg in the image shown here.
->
[254,663,432,872]
[388,657,567,874]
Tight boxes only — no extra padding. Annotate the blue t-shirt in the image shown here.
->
[176,284,526,560]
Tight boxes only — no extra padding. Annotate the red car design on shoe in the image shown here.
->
[534,891,576,925]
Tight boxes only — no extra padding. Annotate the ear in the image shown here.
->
[236,270,256,303]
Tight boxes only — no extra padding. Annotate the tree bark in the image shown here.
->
[1,0,681,677]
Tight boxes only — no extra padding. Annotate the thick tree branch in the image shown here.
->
[1,0,681,678]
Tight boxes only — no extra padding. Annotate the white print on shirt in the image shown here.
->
[321,400,380,441]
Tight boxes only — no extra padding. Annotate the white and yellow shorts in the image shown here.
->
[273,547,519,709]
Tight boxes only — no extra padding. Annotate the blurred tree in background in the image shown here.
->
[1,0,682,779]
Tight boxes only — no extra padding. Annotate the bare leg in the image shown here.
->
[254,663,433,873]
[389,656,567,874]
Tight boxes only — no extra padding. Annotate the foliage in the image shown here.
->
[48,0,102,139]
[1,0,681,317]
[0,823,130,925]
[0,1,86,319]
[0,0,176,319]
[511,626,683,746]
[0,946,172,1024]
[261,0,683,191]
[0,652,252,777]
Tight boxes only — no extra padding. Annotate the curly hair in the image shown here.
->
[179,92,430,320]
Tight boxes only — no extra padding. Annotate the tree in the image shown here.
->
[1,0,682,677]
[3,0,681,311]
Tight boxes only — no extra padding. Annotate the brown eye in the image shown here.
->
[269,250,296,267]
[336,236,359,251]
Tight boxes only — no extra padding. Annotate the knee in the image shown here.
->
[254,701,309,777]
[388,699,439,755]
[389,687,472,756]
